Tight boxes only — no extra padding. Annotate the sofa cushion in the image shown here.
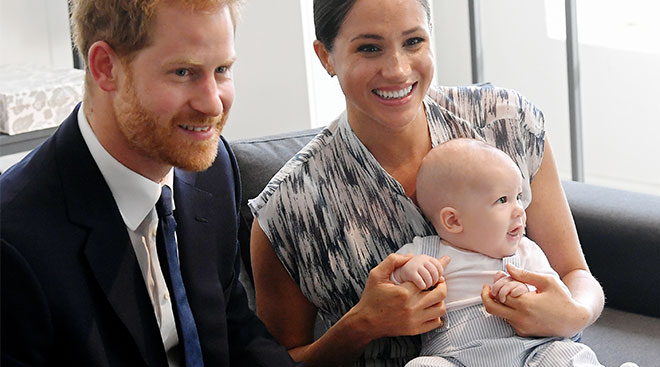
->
[563,180,660,318]
[583,308,660,366]
[230,128,322,282]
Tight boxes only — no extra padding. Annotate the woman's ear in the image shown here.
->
[87,40,121,92]
[439,207,463,234]
[313,40,335,77]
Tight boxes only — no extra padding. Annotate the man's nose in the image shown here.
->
[191,75,223,117]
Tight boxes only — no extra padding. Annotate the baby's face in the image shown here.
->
[457,161,527,259]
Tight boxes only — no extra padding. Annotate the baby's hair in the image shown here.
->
[416,138,516,225]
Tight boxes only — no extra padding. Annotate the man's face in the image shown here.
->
[113,2,236,172]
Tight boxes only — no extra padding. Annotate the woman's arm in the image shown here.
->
[482,137,604,337]
[251,219,449,366]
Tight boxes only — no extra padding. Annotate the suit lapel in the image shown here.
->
[173,169,213,272]
[55,107,166,366]
[174,168,231,362]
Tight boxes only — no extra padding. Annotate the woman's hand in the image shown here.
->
[349,253,451,339]
[490,270,531,303]
[512,137,604,337]
[481,264,591,338]
[253,220,451,366]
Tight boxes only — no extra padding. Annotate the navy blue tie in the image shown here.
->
[156,185,204,366]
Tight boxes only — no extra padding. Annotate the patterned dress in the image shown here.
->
[249,85,546,367]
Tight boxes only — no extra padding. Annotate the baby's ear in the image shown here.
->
[439,207,462,233]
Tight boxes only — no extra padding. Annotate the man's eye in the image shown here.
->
[357,44,381,53]
[174,69,189,77]
[497,196,508,204]
[216,66,227,74]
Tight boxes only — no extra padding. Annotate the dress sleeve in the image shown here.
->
[247,128,334,287]
[248,184,303,286]
[429,85,546,206]
[494,87,546,182]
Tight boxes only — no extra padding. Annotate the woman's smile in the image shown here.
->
[372,82,416,100]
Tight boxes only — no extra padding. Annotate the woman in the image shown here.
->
[249,0,605,366]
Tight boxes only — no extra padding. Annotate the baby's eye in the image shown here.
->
[516,192,523,201]
[497,196,508,204]
[357,44,381,53]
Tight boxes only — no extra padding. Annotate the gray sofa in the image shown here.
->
[230,128,660,367]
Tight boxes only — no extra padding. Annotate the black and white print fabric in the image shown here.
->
[249,85,546,367]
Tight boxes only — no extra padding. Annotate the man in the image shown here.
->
[0,0,296,366]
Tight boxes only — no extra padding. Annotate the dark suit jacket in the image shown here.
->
[0,105,296,366]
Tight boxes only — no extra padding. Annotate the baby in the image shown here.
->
[392,138,606,367]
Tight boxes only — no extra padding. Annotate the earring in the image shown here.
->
[328,70,335,77]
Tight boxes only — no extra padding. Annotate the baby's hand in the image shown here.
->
[490,271,530,303]
[391,254,445,290]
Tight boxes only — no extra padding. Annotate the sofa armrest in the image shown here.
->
[562,180,660,318]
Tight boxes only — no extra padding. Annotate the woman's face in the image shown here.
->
[317,0,434,133]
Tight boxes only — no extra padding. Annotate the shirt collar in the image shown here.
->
[78,104,175,231]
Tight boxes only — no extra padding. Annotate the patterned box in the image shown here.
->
[0,65,84,135]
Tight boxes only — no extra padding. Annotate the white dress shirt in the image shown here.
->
[77,105,180,365]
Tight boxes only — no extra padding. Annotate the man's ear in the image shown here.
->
[87,40,122,92]
[439,207,463,234]
[313,40,335,77]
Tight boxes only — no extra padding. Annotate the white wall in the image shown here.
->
[432,1,472,85]
[299,0,346,128]
[223,0,313,139]
[226,0,346,138]
[0,0,73,68]
[433,1,573,180]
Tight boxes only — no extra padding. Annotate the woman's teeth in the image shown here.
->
[374,85,413,99]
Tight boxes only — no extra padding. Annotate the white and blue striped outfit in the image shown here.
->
[250,85,546,367]
[397,236,602,367]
